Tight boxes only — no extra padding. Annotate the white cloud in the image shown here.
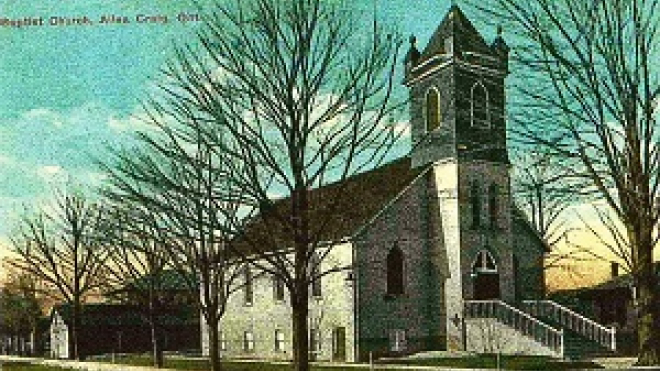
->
[23,107,64,127]
[36,165,68,183]
[0,155,16,166]
[107,111,154,133]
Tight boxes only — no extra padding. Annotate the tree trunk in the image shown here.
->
[71,298,81,360]
[208,313,222,371]
[633,229,660,365]
[150,321,163,368]
[291,291,310,371]
[149,285,164,368]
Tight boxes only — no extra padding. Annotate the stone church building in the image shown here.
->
[202,4,616,362]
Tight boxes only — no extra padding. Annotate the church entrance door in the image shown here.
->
[471,250,500,299]
[473,272,500,299]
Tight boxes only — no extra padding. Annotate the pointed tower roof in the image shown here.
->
[491,25,510,53]
[404,35,421,65]
[420,4,492,59]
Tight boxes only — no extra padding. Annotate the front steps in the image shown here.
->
[464,300,617,360]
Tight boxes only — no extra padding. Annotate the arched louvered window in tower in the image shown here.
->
[386,246,404,295]
[426,88,441,132]
[471,82,490,128]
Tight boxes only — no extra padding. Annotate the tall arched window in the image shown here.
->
[243,265,253,305]
[386,246,404,295]
[488,184,499,229]
[471,181,481,228]
[471,82,489,128]
[426,88,441,132]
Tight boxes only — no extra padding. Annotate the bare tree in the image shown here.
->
[511,150,591,274]
[513,151,573,249]
[135,1,405,371]
[0,265,44,355]
[471,0,660,364]
[101,1,402,371]
[100,115,245,371]
[9,188,109,360]
[99,206,177,368]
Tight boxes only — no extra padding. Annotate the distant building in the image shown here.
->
[549,262,660,356]
[201,4,614,362]
[49,303,199,359]
[105,269,198,306]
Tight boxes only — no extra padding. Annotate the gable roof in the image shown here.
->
[236,156,426,251]
[512,205,551,252]
[420,4,492,60]
[550,262,660,301]
[50,303,197,327]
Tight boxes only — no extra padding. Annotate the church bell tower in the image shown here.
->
[403,4,510,168]
[403,4,516,349]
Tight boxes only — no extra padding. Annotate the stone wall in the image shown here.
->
[458,160,515,303]
[201,242,355,362]
[355,167,449,360]
[512,215,547,300]
[464,318,559,357]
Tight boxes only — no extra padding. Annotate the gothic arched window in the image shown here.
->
[472,250,498,273]
[426,88,441,132]
[471,181,481,228]
[311,252,322,298]
[488,183,499,229]
[471,82,490,128]
[386,246,404,295]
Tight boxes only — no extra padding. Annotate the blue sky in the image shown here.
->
[0,1,499,258]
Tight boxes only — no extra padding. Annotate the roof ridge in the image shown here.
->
[420,4,490,60]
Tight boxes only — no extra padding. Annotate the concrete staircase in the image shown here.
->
[521,300,616,360]
[464,300,617,360]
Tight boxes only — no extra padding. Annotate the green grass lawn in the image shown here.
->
[0,353,605,371]
[0,362,66,371]
[378,354,603,370]
[90,353,604,370]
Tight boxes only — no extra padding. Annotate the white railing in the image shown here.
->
[464,300,564,357]
[522,300,616,351]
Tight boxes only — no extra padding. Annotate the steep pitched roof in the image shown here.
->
[236,156,426,251]
[123,269,196,292]
[51,303,197,327]
[420,4,492,59]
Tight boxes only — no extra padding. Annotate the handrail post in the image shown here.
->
[611,327,617,352]
[559,328,565,360]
